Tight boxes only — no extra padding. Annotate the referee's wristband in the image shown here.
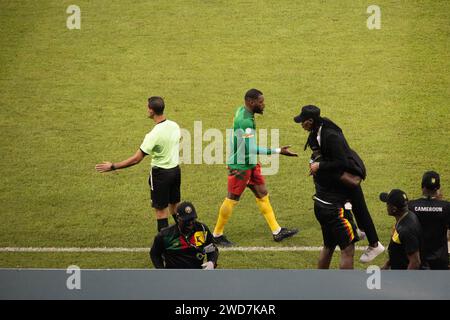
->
[111,163,116,170]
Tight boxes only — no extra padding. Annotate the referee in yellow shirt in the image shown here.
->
[95,96,181,231]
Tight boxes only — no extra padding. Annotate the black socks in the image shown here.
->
[157,218,169,231]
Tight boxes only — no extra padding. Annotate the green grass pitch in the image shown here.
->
[0,0,448,269]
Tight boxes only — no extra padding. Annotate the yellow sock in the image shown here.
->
[213,198,238,236]
[255,194,281,233]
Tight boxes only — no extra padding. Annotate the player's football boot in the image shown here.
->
[213,235,234,247]
[273,227,299,242]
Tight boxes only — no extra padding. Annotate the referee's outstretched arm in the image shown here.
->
[95,149,146,173]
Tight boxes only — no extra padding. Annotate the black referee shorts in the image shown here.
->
[314,200,359,250]
[149,166,181,210]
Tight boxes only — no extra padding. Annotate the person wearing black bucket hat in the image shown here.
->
[408,171,449,269]
[293,105,359,268]
[294,105,385,264]
[150,201,219,269]
[380,189,423,270]
[293,105,321,126]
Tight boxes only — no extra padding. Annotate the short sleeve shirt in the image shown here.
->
[408,197,450,261]
[227,106,257,170]
[140,119,180,169]
[388,212,423,269]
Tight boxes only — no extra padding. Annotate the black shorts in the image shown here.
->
[314,200,359,250]
[422,258,449,270]
[149,166,181,209]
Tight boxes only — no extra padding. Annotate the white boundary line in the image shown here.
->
[3,244,448,253]
[0,246,370,253]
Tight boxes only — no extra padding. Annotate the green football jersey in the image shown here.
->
[227,106,275,170]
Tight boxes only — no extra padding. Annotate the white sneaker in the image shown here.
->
[356,229,366,241]
[360,241,385,263]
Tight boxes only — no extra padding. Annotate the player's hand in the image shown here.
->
[95,161,113,173]
[309,162,319,175]
[201,261,215,270]
[279,145,298,157]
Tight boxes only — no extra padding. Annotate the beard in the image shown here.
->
[254,107,264,114]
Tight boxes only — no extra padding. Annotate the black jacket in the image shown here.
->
[150,221,219,269]
[307,118,366,203]
[307,118,366,178]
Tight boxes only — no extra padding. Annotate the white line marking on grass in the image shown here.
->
[0,246,370,253]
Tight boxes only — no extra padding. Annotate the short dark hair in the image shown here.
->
[244,88,263,101]
[148,96,165,115]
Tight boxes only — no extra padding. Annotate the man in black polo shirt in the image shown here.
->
[380,189,422,270]
[408,171,449,270]
[150,201,219,269]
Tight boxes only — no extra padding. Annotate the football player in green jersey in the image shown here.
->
[213,89,299,246]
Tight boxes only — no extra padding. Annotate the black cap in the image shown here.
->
[176,201,198,221]
[379,189,408,208]
[421,171,440,190]
[294,105,321,123]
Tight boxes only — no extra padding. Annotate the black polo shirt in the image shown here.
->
[388,211,423,269]
[409,197,449,264]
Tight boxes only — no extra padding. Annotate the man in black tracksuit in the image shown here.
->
[293,105,360,268]
[150,201,219,269]
[408,171,449,270]
[294,105,385,264]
